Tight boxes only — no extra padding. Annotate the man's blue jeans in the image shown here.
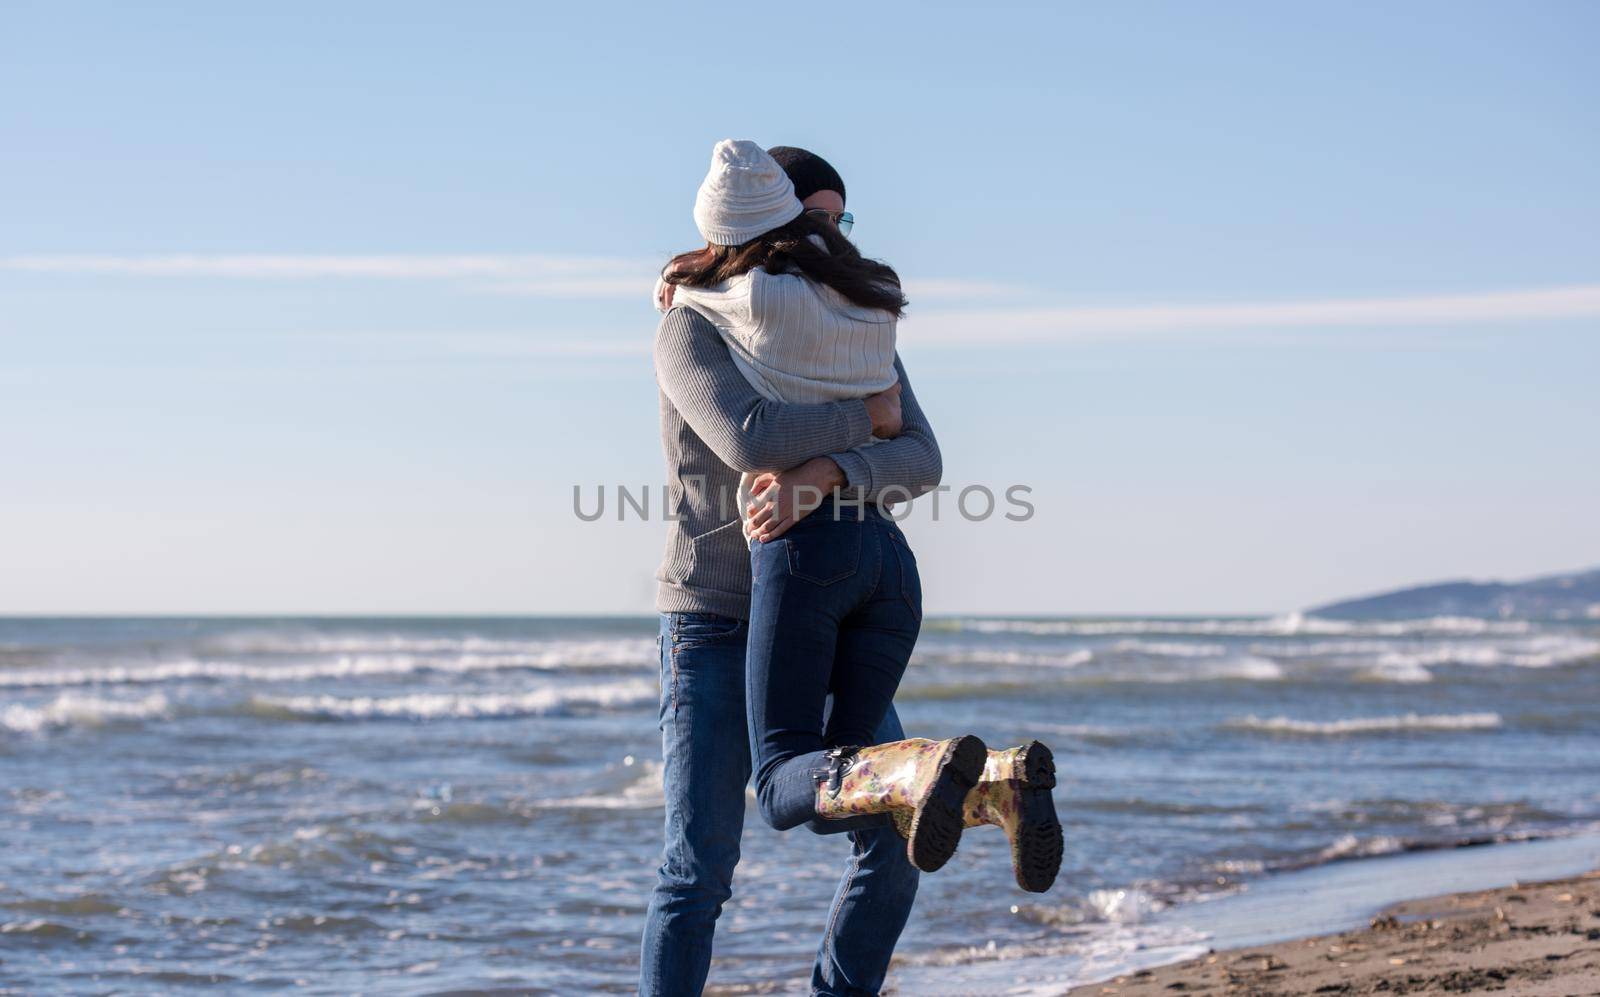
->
[639,612,920,997]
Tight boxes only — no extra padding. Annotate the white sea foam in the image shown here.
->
[1358,661,1435,683]
[1133,656,1283,682]
[913,649,1280,685]
[0,639,655,689]
[0,693,171,733]
[1226,712,1503,736]
[251,678,656,721]
[1201,656,1284,681]
[1085,886,1164,924]
[204,631,627,655]
[537,761,666,810]
[935,649,1095,669]
[1376,635,1600,671]
[1207,857,1268,875]
[1247,639,1405,658]
[888,899,1209,997]
[1317,833,1407,861]
[1030,721,1138,743]
[1109,640,1225,658]
[951,615,1535,638]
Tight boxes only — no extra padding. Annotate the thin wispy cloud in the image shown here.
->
[4,255,1595,341]
[0,253,669,300]
[318,283,1600,364]
[325,330,651,359]
[471,277,662,298]
[0,253,1030,302]
[908,285,1600,344]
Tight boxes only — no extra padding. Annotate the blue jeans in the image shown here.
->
[747,504,923,833]
[639,612,920,997]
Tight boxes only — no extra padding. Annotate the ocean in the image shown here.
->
[3,614,1598,993]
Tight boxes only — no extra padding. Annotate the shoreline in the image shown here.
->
[1070,869,1600,996]
[885,833,1600,995]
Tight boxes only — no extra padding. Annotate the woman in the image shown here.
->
[658,140,1062,890]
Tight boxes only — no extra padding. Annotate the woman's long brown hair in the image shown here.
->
[662,213,908,318]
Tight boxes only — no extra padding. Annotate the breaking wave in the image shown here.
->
[0,639,654,689]
[1165,655,1283,681]
[1225,711,1503,736]
[247,678,656,722]
[916,648,1095,669]
[1108,640,1225,658]
[199,631,639,656]
[1,693,171,734]
[535,761,666,811]
[941,614,1536,638]
[1375,635,1600,671]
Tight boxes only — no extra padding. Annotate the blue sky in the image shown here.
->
[2,1,1596,614]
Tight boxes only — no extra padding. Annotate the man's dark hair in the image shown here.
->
[767,146,846,205]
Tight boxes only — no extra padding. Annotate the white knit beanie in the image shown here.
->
[692,139,804,246]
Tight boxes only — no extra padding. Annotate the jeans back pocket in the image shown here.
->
[783,523,861,586]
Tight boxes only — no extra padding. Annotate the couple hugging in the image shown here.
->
[642,140,1063,996]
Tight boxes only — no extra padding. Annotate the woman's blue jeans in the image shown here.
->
[746,501,923,832]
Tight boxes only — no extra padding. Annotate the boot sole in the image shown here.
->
[997,739,1058,789]
[906,734,988,873]
[1010,741,1063,893]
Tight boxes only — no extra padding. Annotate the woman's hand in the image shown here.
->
[746,457,847,542]
[653,277,677,311]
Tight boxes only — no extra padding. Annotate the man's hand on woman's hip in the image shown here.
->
[745,457,847,543]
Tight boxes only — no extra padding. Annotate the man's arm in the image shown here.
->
[654,307,875,472]
[826,354,943,499]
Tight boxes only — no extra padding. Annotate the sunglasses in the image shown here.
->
[805,208,854,238]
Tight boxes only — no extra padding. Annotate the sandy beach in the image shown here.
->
[1071,871,1600,997]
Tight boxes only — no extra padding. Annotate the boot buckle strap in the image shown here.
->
[822,745,863,799]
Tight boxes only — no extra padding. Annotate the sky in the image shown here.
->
[1,1,1596,615]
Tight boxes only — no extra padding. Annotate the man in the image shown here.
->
[640,147,943,997]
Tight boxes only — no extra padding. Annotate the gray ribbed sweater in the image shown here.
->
[654,306,942,620]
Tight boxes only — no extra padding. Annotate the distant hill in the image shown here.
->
[1310,567,1600,621]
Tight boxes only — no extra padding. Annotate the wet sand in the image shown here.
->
[1070,871,1600,996]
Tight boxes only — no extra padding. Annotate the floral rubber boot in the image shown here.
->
[815,735,988,873]
[890,740,1062,892]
